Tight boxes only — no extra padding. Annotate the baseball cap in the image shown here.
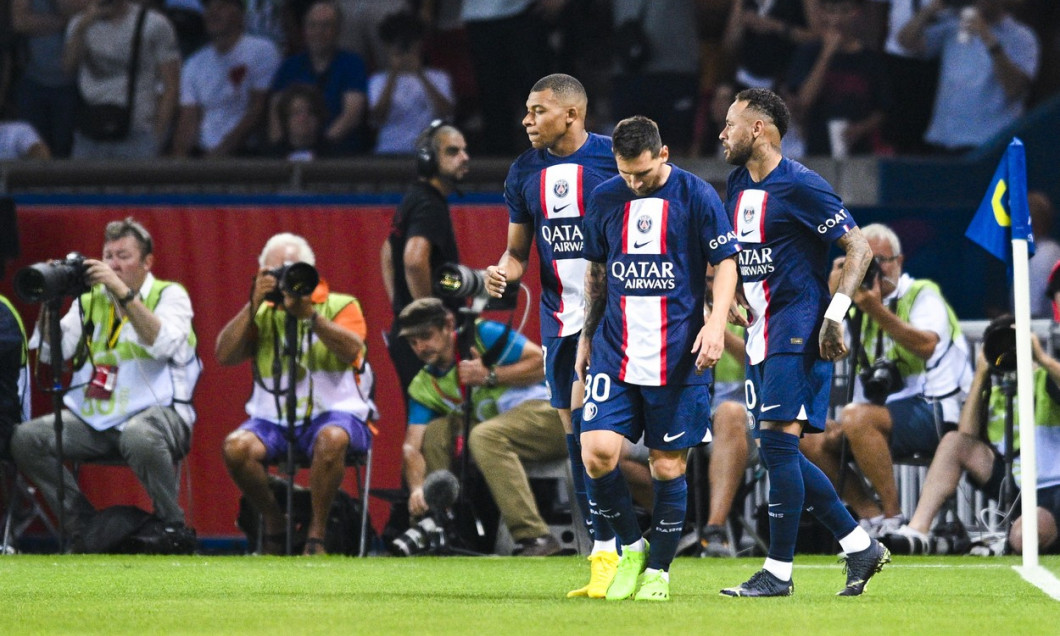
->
[397,298,449,338]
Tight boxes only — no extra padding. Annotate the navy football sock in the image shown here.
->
[646,476,687,571]
[586,467,641,546]
[799,453,857,538]
[759,429,804,563]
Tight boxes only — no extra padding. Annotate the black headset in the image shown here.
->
[415,119,448,178]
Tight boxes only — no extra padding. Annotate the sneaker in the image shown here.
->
[857,515,884,538]
[605,541,649,601]
[720,569,793,597]
[513,534,562,557]
[837,538,891,596]
[882,524,930,556]
[699,524,734,557]
[633,571,670,602]
[567,550,620,598]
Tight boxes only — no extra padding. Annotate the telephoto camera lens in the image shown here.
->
[390,516,440,556]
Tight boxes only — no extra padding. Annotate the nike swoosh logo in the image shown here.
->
[740,229,754,237]
[662,431,686,442]
[760,404,781,413]
[769,503,782,507]
[633,240,653,249]
[552,204,571,214]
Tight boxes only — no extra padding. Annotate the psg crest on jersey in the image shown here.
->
[553,180,569,198]
[637,215,652,233]
[742,206,755,224]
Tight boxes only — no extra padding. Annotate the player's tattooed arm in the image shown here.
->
[576,261,607,382]
[832,226,872,299]
[820,226,871,361]
[582,261,607,339]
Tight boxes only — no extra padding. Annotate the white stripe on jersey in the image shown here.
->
[744,281,769,365]
[733,189,767,242]
[542,164,583,220]
[735,189,770,364]
[542,163,586,336]
[619,198,668,385]
[624,198,668,254]
[620,296,665,385]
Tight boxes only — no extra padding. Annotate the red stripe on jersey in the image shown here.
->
[576,165,585,216]
[621,201,631,253]
[659,199,669,254]
[758,191,769,238]
[659,296,668,384]
[552,258,565,333]
[539,169,548,218]
[619,295,630,381]
[732,191,744,229]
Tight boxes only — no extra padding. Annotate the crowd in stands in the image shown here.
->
[0,0,1057,160]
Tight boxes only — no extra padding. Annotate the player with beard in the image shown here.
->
[485,74,620,598]
[717,87,889,597]
[576,116,740,602]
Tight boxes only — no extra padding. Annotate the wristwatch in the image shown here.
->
[485,367,498,388]
[117,287,138,307]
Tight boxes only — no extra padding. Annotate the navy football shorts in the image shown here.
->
[746,353,834,435]
[580,371,712,451]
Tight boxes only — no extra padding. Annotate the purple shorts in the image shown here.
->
[240,411,370,462]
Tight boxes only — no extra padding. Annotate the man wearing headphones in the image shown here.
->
[381,120,469,399]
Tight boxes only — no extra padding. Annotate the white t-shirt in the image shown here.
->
[180,35,280,150]
[0,122,44,159]
[368,69,453,154]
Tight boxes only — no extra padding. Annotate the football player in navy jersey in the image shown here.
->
[717,87,889,598]
[485,74,621,598]
[575,116,740,602]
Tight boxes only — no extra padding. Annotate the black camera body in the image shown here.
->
[982,314,1016,375]
[435,262,517,311]
[264,262,319,304]
[860,357,902,406]
[14,252,89,303]
[860,257,883,290]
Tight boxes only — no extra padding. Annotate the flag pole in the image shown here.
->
[1012,218,1038,570]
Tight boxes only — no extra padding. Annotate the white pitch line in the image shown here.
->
[793,563,1010,570]
[1015,565,1060,601]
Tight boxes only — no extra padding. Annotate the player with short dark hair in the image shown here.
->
[576,115,740,601]
[718,87,888,597]
[486,73,621,597]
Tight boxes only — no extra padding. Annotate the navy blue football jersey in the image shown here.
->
[505,133,618,338]
[726,157,857,364]
[583,165,740,386]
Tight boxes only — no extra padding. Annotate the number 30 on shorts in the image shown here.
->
[583,373,612,403]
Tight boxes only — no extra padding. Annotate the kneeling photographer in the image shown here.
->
[801,223,971,538]
[11,218,200,551]
[396,297,567,556]
[887,316,1060,556]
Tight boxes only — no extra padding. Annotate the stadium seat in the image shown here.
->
[256,433,374,557]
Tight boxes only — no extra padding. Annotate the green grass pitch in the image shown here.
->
[3,554,1059,634]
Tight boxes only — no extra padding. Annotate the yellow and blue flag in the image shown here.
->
[965,138,1035,265]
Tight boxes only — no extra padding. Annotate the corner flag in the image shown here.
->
[967,138,1042,568]
[965,138,1035,264]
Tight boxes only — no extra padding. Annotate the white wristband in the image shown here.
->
[824,292,852,323]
